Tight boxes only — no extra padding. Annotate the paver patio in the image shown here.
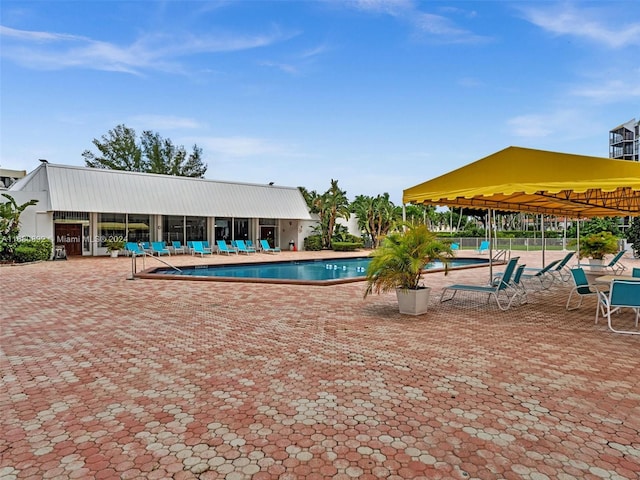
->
[1,249,639,479]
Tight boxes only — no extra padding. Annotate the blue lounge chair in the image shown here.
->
[125,242,147,256]
[192,241,213,257]
[216,240,238,255]
[246,240,257,251]
[632,267,640,278]
[141,241,152,253]
[519,259,561,290]
[151,241,171,256]
[601,250,628,275]
[566,267,607,311]
[451,243,459,251]
[548,251,575,283]
[477,240,490,254]
[260,239,281,253]
[597,279,640,335]
[202,241,213,254]
[235,240,256,254]
[580,250,627,275]
[441,257,522,311]
[171,241,186,254]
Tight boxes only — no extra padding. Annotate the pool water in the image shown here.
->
[142,257,490,285]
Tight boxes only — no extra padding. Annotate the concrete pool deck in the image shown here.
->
[1,249,639,479]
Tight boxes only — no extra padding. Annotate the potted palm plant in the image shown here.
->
[576,231,619,265]
[364,224,453,315]
[105,239,125,257]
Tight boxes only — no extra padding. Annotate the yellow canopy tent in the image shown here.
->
[403,146,640,276]
[403,146,640,218]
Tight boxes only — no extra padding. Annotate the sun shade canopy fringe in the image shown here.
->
[402,146,640,218]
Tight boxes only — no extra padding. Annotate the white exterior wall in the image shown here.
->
[1,191,52,242]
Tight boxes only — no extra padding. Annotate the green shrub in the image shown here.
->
[14,238,53,263]
[304,235,323,251]
[331,241,363,252]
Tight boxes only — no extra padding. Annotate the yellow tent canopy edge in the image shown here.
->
[403,146,640,218]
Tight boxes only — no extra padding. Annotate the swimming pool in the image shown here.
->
[137,256,491,286]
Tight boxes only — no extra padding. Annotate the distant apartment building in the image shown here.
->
[609,118,639,161]
[0,168,27,190]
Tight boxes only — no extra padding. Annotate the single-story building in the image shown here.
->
[6,161,314,256]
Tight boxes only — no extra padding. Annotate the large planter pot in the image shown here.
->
[396,286,431,316]
[110,250,119,258]
[585,258,605,270]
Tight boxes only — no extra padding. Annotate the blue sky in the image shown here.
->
[1,1,639,205]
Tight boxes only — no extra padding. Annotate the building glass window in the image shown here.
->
[163,216,184,244]
[259,218,278,246]
[186,216,206,241]
[234,218,249,240]
[127,214,150,243]
[215,218,231,242]
[97,213,126,247]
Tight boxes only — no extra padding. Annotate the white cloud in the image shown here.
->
[519,3,640,48]
[570,74,640,103]
[0,24,293,74]
[341,0,488,43]
[507,109,601,141]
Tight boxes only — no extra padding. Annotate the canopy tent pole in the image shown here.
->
[541,214,546,267]
[488,209,493,282]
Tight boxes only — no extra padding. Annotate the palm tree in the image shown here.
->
[321,179,350,249]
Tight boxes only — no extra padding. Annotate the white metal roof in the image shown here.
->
[10,163,313,219]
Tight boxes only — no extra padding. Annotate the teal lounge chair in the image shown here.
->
[151,241,171,256]
[548,251,575,283]
[216,240,238,255]
[601,250,628,275]
[632,267,640,278]
[125,242,147,256]
[246,240,257,251]
[519,259,561,290]
[441,257,522,311]
[477,240,490,254]
[597,279,640,335]
[192,241,213,257]
[171,241,186,254]
[580,250,627,275]
[235,240,256,254]
[260,239,281,253]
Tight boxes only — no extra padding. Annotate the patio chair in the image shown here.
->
[151,241,171,256]
[246,240,257,251]
[216,240,238,255]
[235,239,256,254]
[451,243,459,251]
[192,241,213,257]
[549,251,576,283]
[477,240,490,254]
[260,239,281,253]
[141,241,152,253]
[519,259,561,290]
[171,241,186,254]
[202,241,213,254]
[566,267,607,312]
[580,250,628,275]
[125,242,147,256]
[596,279,640,335]
[601,250,628,275]
[633,267,640,278]
[441,257,522,311]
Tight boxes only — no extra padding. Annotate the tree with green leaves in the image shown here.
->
[351,193,399,248]
[0,193,38,260]
[625,216,640,258]
[82,124,207,178]
[298,181,350,249]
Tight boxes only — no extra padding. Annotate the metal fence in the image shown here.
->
[451,237,569,251]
